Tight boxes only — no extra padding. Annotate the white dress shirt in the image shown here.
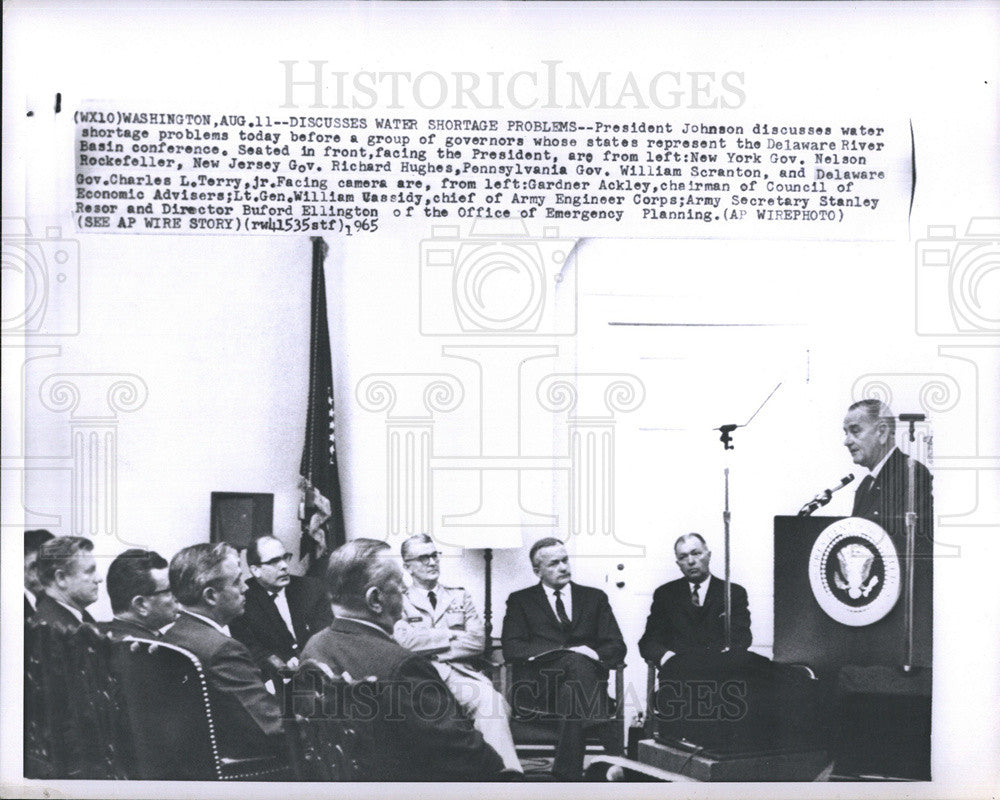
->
[271,587,297,640]
[690,574,711,607]
[542,582,572,623]
[181,608,230,637]
[55,598,84,623]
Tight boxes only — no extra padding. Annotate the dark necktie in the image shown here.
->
[82,609,96,624]
[853,474,874,513]
[428,590,437,610]
[554,589,571,629]
[690,581,702,607]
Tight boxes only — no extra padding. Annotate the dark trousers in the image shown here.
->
[514,652,611,780]
[655,650,828,755]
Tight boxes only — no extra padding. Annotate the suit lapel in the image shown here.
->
[855,449,904,518]
[532,583,562,630]
[38,594,83,627]
[853,474,875,515]
[284,577,309,642]
[250,579,294,646]
[568,583,584,629]
[702,576,721,615]
[874,449,904,515]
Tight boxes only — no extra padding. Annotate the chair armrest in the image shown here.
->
[785,663,818,680]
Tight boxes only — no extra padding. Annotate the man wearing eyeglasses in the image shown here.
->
[394,534,522,773]
[100,548,177,639]
[230,535,332,680]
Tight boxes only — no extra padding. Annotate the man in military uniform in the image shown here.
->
[394,534,521,773]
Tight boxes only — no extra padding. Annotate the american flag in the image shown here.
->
[299,236,345,574]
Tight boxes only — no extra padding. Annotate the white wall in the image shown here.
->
[22,233,310,619]
[19,228,976,717]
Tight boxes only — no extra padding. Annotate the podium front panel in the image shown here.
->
[773,515,931,673]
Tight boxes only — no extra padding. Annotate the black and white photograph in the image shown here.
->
[3,3,998,798]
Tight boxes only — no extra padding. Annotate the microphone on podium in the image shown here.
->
[797,474,855,516]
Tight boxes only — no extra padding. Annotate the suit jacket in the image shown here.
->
[25,591,37,621]
[98,617,161,640]
[638,575,752,665]
[501,582,627,668]
[32,594,95,630]
[161,611,283,758]
[230,575,332,669]
[394,584,485,662]
[301,617,504,782]
[852,447,934,665]
[852,448,934,549]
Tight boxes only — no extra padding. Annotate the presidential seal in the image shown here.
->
[808,517,901,626]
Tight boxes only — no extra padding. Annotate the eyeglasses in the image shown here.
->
[259,552,294,567]
[406,551,440,565]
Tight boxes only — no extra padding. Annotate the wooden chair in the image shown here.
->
[280,660,371,781]
[116,638,289,781]
[644,655,826,755]
[24,621,131,779]
[498,656,627,756]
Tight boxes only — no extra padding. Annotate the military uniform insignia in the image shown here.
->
[809,517,901,626]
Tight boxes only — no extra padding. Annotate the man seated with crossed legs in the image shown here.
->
[501,537,627,781]
[393,534,521,772]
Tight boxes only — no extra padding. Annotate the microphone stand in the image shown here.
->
[712,385,779,653]
[716,425,736,652]
[723,466,732,651]
[898,413,925,673]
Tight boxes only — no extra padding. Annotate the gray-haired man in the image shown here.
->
[394,534,520,772]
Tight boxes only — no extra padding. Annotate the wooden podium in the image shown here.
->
[773,515,931,671]
[773,515,932,780]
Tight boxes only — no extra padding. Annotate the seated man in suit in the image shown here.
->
[501,537,627,781]
[99,548,177,639]
[301,538,506,782]
[640,533,821,752]
[24,529,55,620]
[230,535,332,680]
[638,532,752,673]
[393,533,521,772]
[162,542,283,759]
[33,536,102,629]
